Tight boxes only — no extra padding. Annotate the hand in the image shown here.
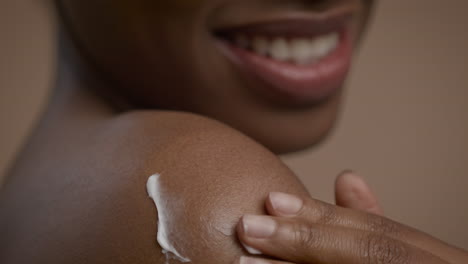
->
[235,172,468,264]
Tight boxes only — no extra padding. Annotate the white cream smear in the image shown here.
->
[147,174,191,263]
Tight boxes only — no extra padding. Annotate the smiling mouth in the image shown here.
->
[213,12,356,105]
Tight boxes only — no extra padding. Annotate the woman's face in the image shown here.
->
[59,0,375,153]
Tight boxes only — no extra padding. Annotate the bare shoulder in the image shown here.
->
[0,111,309,264]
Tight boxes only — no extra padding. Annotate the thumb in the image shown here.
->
[334,170,384,215]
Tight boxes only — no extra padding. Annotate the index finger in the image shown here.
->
[265,192,466,263]
[237,214,447,264]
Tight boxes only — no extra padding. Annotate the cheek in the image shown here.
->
[109,0,206,20]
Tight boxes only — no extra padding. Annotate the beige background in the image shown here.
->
[1,0,467,249]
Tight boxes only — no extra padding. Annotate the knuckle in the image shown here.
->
[303,199,339,225]
[366,214,401,237]
[292,222,320,249]
[316,202,338,225]
[359,233,411,264]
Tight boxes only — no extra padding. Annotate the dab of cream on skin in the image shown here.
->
[147,174,191,263]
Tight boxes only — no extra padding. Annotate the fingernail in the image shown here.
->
[338,171,370,198]
[239,256,270,264]
[242,215,276,238]
[241,242,262,255]
[269,192,303,216]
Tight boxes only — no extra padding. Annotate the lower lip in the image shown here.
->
[217,28,353,105]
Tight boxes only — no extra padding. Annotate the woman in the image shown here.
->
[1,0,467,263]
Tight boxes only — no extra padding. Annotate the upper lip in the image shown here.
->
[214,14,353,40]
[210,1,360,34]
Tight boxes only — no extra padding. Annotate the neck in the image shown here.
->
[44,30,121,130]
[4,32,120,181]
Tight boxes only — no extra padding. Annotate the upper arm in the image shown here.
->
[138,112,310,263]
[0,111,309,264]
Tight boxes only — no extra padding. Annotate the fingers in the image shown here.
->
[266,191,392,233]
[237,215,448,264]
[234,256,294,264]
[334,170,384,215]
[265,192,465,263]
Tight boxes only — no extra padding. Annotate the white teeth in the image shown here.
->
[232,32,339,65]
[309,33,339,58]
[290,38,318,65]
[310,38,330,58]
[252,36,269,56]
[328,33,339,50]
[270,38,290,62]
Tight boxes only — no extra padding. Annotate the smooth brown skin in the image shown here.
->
[1,0,466,263]
[0,77,311,263]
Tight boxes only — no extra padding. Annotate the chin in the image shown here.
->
[259,120,337,154]
[227,99,342,155]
